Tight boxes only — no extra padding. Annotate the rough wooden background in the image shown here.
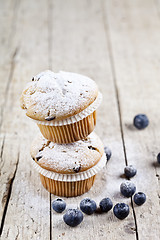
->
[0,0,160,239]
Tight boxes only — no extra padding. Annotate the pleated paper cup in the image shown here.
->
[39,174,96,197]
[31,153,106,197]
[34,92,102,144]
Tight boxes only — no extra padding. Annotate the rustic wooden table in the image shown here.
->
[0,0,160,239]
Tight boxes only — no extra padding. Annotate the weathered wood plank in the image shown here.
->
[0,0,20,125]
[0,0,51,239]
[1,139,50,240]
[103,0,160,239]
[50,0,136,239]
[0,0,21,229]
[1,0,159,239]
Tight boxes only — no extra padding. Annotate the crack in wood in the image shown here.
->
[0,136,5,177]
[0,137,5,159]
[100,1,139,239]
[0,152,20,236]
[15,226,19,240]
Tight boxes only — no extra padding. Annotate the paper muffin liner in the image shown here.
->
[33,92,102,126]
[39,174,96,197]
[31,153,106,182]
[37,111,96,143]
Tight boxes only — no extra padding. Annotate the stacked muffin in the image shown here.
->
[20,70,106,197]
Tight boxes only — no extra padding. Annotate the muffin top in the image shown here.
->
[20,70,98,121]
[30,132,104,174]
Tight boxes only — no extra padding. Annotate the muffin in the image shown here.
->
[30,132,106,197]
[21,70,102,143]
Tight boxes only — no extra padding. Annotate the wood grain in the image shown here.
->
[0,0,20,128]
[1,0,50,239]
[103,0,160,238]
[0,0,160,239]
[0,0,20,228]
[50,0,136,239]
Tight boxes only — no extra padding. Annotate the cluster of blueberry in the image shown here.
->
[51,162,146,227]
[51,197,113,227]
[51,114,157,227]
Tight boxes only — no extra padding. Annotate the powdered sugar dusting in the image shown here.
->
[30,132,104,173]
[21,70,98,121]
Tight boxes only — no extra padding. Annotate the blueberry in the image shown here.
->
[63,209,83,227]
[104,146,112,161]
[157,153,160,164]
[99,198,113,212]
[133,114,149,129]
[113,203,129,220]
[120,181,136,198]
[134,192,146,206]
[80,198,97,215]
[124,165,137,178]
[52,198,66,213]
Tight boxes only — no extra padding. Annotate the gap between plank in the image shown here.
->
[100,1,128,167]
[0,152,20,236]
[50,194,52,240]
[131,197,139,240]
[48,1,53,239]
[100,0,139,239]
